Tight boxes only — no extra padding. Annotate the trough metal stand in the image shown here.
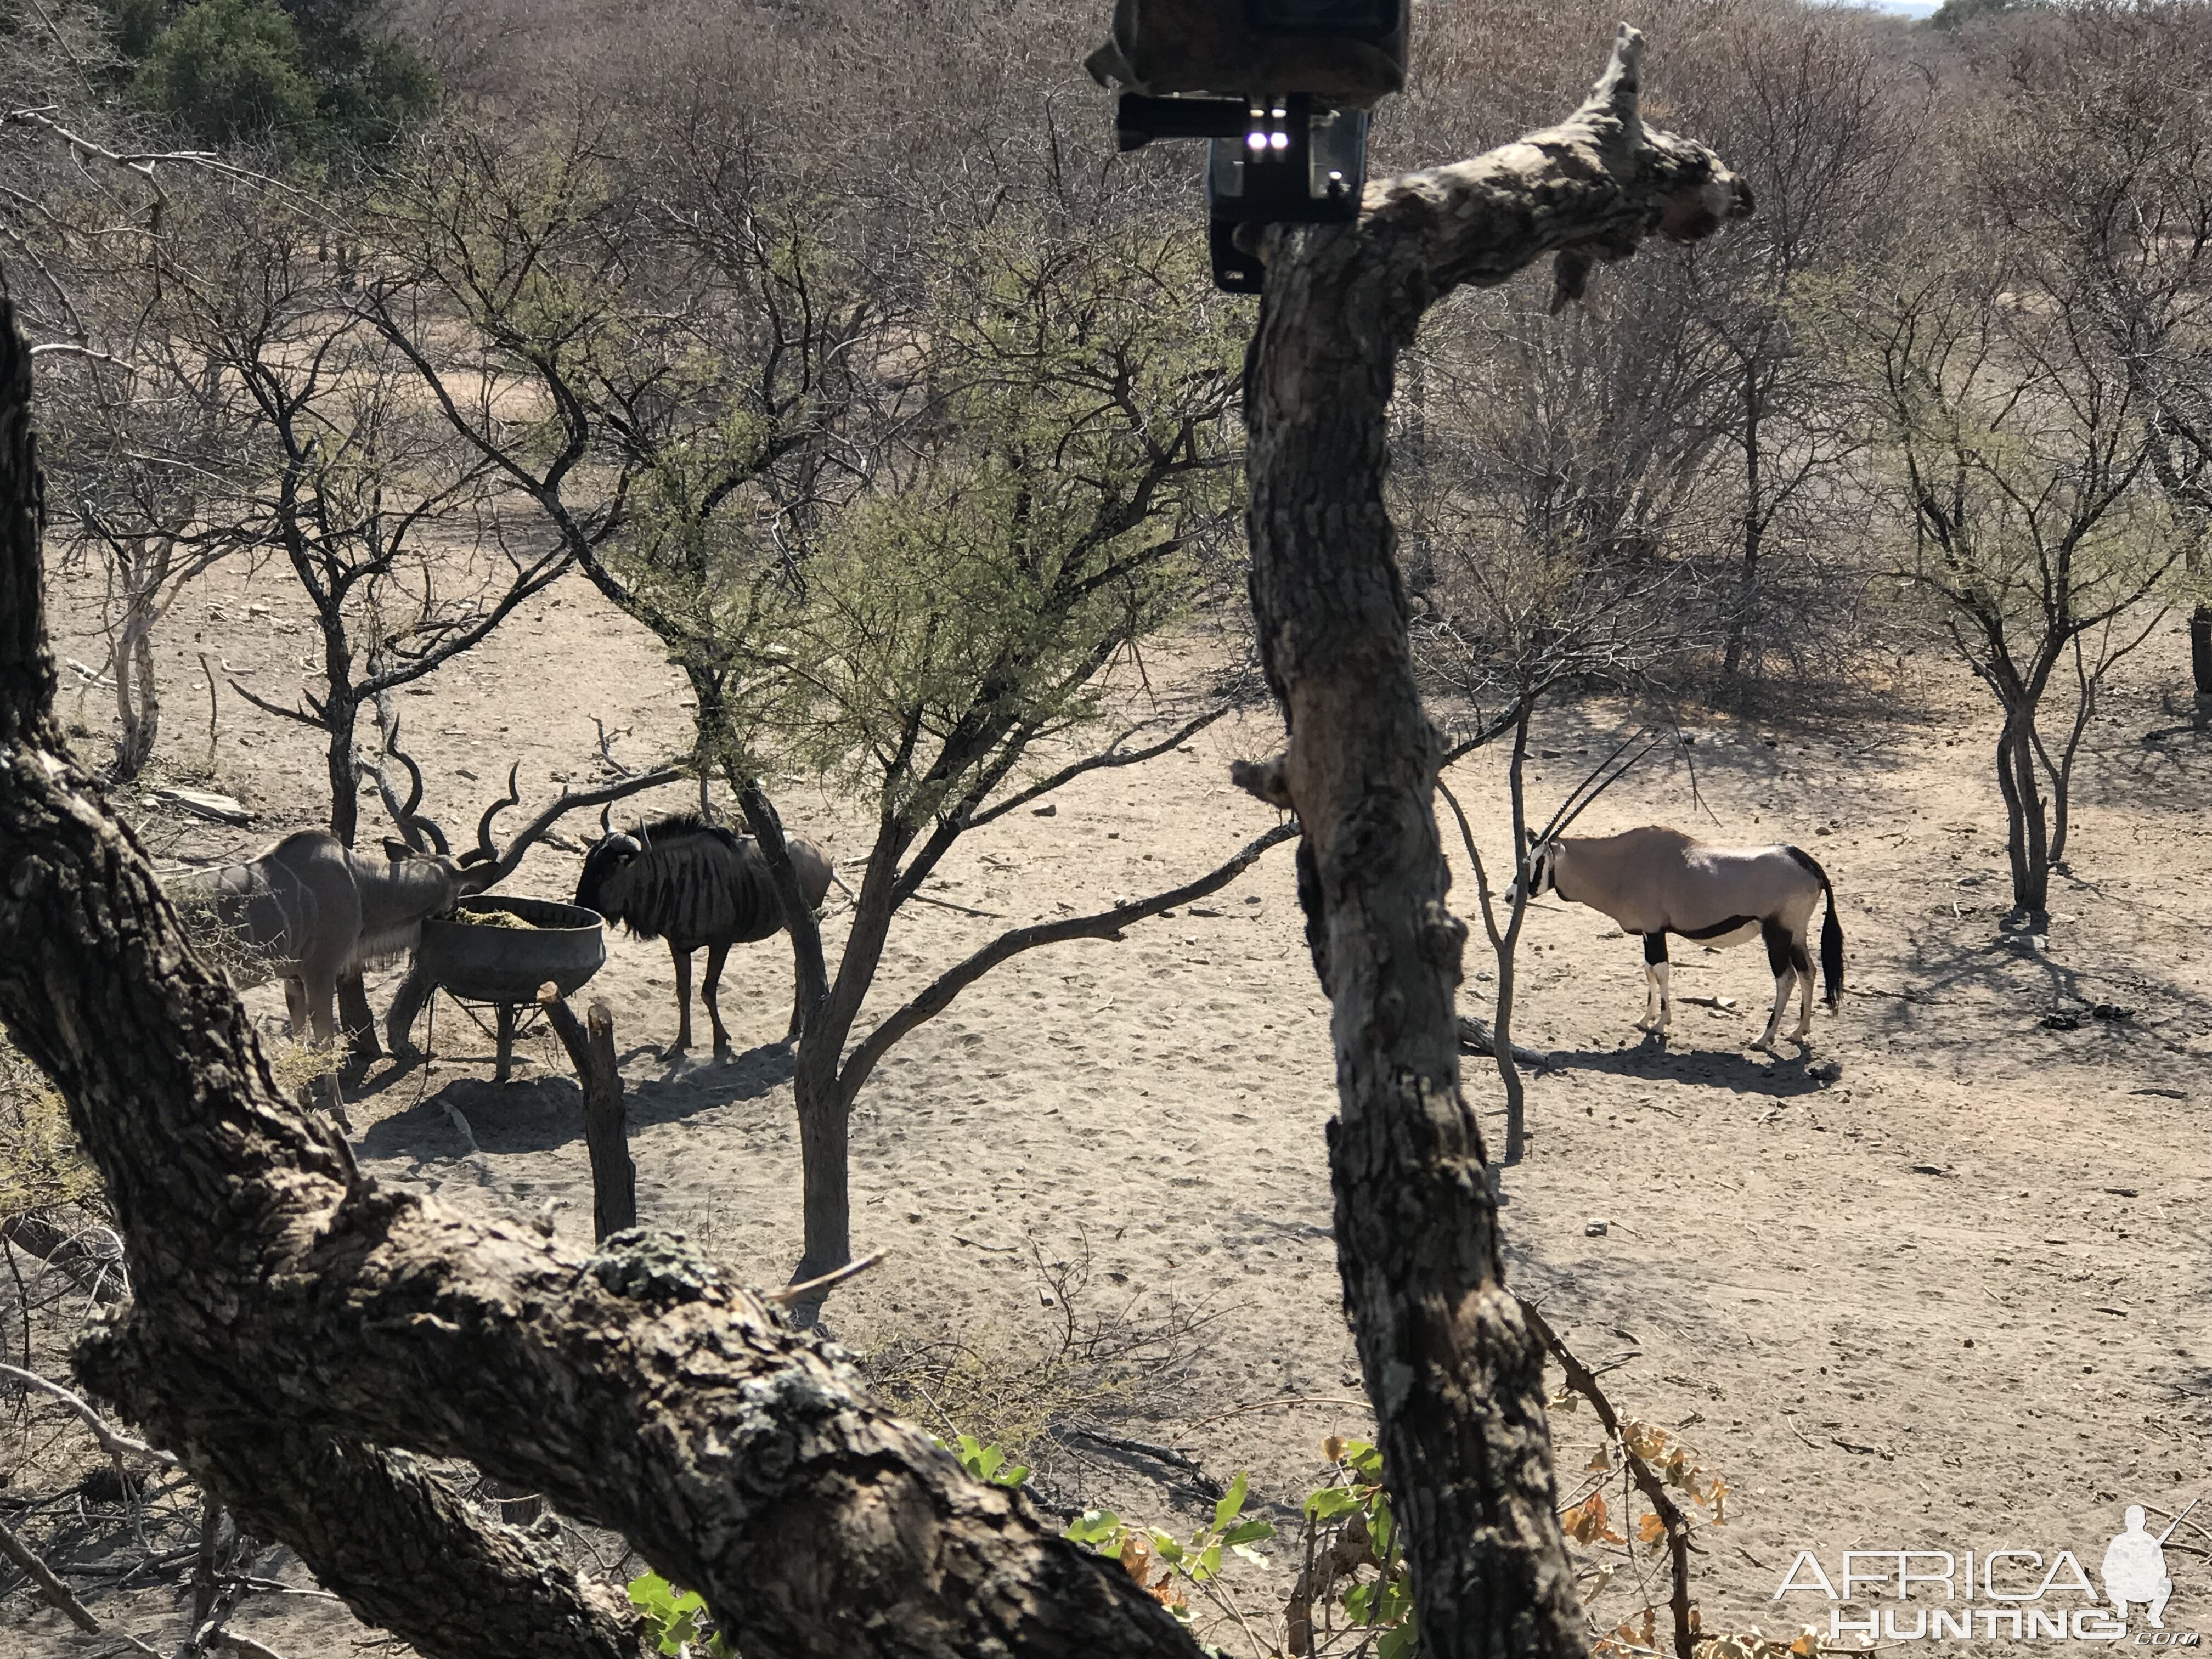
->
[493,1004,517,1084]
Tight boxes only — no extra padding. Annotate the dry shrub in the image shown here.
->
[860,1233,1214,1465]
[0,1032,99,1226]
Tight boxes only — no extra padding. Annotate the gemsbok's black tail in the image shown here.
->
[1821,886,1844,1007]
[1784,845,1844,1007]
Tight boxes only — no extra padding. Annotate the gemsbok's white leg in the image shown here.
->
[1638,962,1663,1031]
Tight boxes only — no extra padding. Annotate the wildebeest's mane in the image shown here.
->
[633,812,744,849]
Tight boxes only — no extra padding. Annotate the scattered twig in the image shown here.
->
[1184,1395,1376,1427]
[766,1251,887,1306]
[1059,1426,1207,1475]
[0,1513,156,1651]
[908,891,1006,920]
[0,1363,178,1466]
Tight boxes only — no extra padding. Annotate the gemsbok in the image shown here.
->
[1517,825,1843,1052]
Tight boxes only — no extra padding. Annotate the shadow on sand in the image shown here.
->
[1540,1034,1830,1099]
[355,1039,796,1161]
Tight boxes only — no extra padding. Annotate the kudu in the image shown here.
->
[173,829,493,1086]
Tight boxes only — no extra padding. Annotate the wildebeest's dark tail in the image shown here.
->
[1782,845,1843,1007]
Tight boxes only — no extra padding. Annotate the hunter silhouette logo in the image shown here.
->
[2106,1502,2195,1630]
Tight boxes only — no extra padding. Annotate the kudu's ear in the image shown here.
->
[381,837,415,861]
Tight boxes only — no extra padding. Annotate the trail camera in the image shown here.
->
[1085,1,1407,292]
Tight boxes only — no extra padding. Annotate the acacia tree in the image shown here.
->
[1669,2,1915,680]
[1408,287,1711,1160]
[40,302,247,779]
[1966,0,2212,724]
[758,218,1258,1290]
[1866,260,2187,921]
[0,31,1746,1659]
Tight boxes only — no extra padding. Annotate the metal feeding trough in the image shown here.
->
[414,895,606,1081]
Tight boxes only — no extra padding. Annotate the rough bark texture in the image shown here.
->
[1243,30,1747,1659]
[0,305,1195,1658]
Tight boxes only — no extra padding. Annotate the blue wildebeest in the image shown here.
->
[576,815,841,1057]
[1518,825,1843,1051]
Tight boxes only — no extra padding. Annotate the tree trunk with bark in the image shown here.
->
[0,30,1745,1659]
[1236,31,1748,1658]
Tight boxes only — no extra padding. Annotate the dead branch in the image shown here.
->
[536,986,636,1240]
[0,1360,177,1466]
[0,1511,156,1650]
[1519,1300,1696,1659]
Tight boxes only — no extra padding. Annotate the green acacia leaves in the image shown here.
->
[625,1571,731,1658]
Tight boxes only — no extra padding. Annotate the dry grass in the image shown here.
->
[0,1036,99,1228]
[859,1233,1215,1467]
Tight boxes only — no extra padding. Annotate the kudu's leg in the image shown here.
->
[304,970,353,1133]
[284,974,309,1042]
[666,941,693,1058]
[385,958,435,1063]
[337,967,381,1062]
[702,942,733,1058]
[1754,918,1795,1054]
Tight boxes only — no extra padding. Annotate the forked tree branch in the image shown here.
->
[837,820,1297,1105]
[1242,25,1748,1659]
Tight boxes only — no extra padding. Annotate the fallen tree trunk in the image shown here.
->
[1457,1015,1553,1074]
[0,28,1743,1659]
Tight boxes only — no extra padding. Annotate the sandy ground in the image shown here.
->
[8,552,2212,1656]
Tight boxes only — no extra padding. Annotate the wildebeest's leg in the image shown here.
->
[385,957,435,1063]
[1635,932,1671,1034]
[1790,931,1815,1039]
[667,940,693,1057]
[702,941,732,1058]
[1754,917,1796,1053]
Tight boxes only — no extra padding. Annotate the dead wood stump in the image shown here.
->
[537,983,635,1240]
